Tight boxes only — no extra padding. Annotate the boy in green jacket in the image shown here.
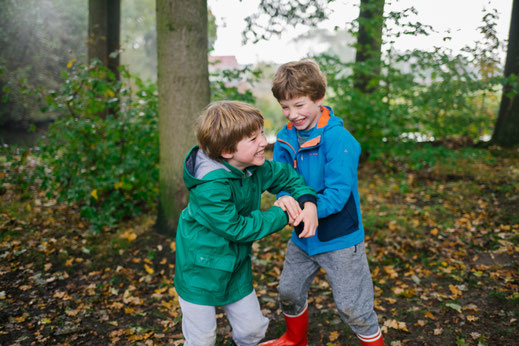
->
[174,100,318,346]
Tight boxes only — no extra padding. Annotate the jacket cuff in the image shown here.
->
[298,194,317,208]
[284,210,289,224]
[277,191,290,199]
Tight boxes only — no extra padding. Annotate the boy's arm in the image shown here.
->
[261,160,316,205]
[316,128,359,219]
[189,181,289,243]
[262,159,318,236]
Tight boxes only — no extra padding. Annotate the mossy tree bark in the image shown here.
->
[353,0,386,94]
[155,0,211,237]
[87,0,120,79]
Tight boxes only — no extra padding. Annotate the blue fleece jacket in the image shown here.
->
[273,106,365,256]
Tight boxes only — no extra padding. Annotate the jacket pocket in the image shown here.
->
[316,193,359,242]
[189,253,236,292]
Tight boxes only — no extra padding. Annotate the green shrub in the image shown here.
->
[39,60,159,231]
[2,58,263,232]
[315,48,502,161]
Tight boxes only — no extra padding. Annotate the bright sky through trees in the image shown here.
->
[209,0,513,64]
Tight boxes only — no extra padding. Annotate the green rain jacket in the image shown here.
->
[174,146,316,306]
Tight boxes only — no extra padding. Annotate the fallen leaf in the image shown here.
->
[384,319,409,332]
[13,315,26,323]
[144,264,154,275]
[121,230,137,242]
[425,311,436,320]
[383,265,398,279]
[470,332,481,340]
[65,309,79,317]
[449,284,462,297]
[446,303,462,313]
[463,303,479,311]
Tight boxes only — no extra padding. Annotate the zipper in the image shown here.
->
[277,138,298,169]
[278,137,321,170]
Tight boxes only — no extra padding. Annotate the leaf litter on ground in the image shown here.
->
[0,146,518,345]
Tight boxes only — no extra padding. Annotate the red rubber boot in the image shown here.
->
[357,328,385,346]
[259,305,308,346]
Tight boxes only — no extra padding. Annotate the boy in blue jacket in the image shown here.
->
[260,59,384,346]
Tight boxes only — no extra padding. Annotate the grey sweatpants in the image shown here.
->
[278,240,379,336]
[179,290,268,346]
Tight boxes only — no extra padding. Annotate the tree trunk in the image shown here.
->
[353,0,385,93]
[492,0,519,146]
[88,0,120,79]
[155,0,211,237]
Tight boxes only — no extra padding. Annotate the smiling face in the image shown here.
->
[279,95,324,131]
[221,128,268,171]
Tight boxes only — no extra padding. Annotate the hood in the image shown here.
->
[183,146,253,190]
[312,106,343,134]
[322,106,343,128]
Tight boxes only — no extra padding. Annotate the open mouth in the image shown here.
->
[293,119,305,126]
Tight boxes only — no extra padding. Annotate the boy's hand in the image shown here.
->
[274,195,302,225]
[293,202,318,238]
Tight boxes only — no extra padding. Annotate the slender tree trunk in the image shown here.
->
[492,0,519,146]
[106,0,121,80]
[88,0,120,79]
[354,0,385,93]
[155,0,210,237]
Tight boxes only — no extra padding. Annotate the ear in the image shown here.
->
[221,150,233,159]
[315,97,325,107]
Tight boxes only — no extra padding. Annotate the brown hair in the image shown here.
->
[196,101,264,160]
[271,59,327,102]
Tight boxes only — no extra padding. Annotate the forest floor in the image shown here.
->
[1,145,518,345]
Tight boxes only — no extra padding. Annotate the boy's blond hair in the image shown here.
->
[271,59,327,102]
[197,101,264,160]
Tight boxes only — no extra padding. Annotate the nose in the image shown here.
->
[286,108,296,121]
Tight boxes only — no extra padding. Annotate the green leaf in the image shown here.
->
[446,303,462,313]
